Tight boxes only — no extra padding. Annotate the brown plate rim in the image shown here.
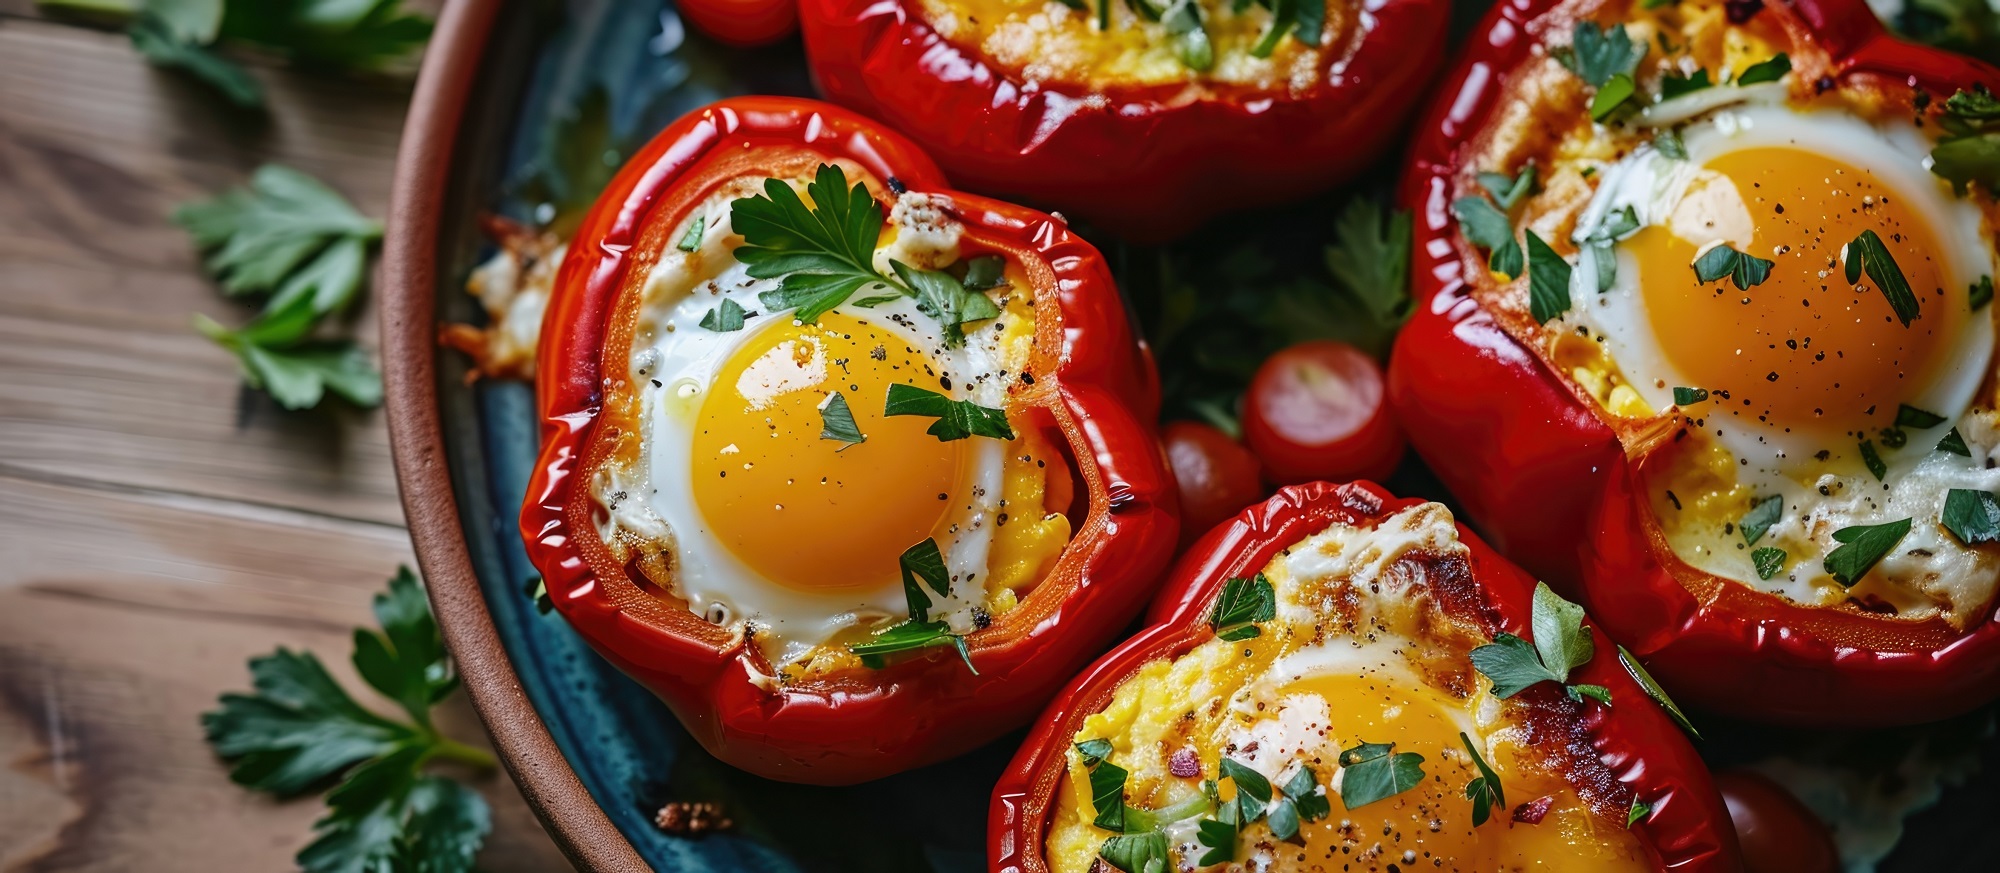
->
[378,0,650,869]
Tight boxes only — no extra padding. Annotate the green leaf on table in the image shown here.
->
[175,164,382,310]
[129,11,264,107]
[735,165,898,324]
[883,383,1013,442]
[1824,518,1914,586]
[351,567,456,728]
[220,0,434,70]
[196,299,383,410]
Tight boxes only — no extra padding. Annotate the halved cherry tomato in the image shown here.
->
[1161,421,1265,550]
[677,0,797,47]
[1243,341,1405,485]
[1715,770,1838,873]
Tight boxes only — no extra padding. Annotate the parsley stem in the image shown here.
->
[426,736,498,770]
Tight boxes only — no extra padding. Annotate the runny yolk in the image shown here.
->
[1629,145,1962,440]
[1245,672,1648,871]
[690,312,967,594]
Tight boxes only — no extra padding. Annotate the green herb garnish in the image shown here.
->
[1973,276,1994,311]
[849,620,975,672]
[1627,796,1653,828]
[203,568,494,873]
[1943,489,2000,544]
[1194,817,1237,865]
[819,391,866,447]
[699,298,748,332]
[1654,128,1689,159]
[1860,439,1888,481]
[1591,73,1639,121]
[1939,427,1973,456]
[1673,387,1709,405]
[1249,0,1325,58]
[1692,244,1774,290]
[1659,69,1713,100]
[678,215,707,251]
[1086,755,1131,831]
[1741,495,1784,546]
[1617,645,1700,738]
[734,165,897,324]
[1478,162,1538,210]
[1097,831,1169,873]
[889,260,1001,346]
[897,537,950,623]
[1897,404,1948,429]
[1845,229,1921,326]
[1560,21,1646,88]
[1526,230,1572,323]
[883,383,1014,442]
[1452,196,1523,279]
[962,254,1008,290]
[1210,574,1278,642]
[1930,86,2000,195]
[1460,732,1505,826]
[1735,53,1792,84]
[1471,583,1607,703]
[1336,742,1426,809]
[1824,518,1914,586]
[1753,547,1788,580]
[1075,738,1115,767]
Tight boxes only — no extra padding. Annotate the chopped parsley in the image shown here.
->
[1096,831,1169,873]
[1845,229,1921,326]
[1324,197,1417,323]
[1896,404,1949,430]
[1860,439,1888,481]
[883,383,1014,441]
[1824,519,1914,586]
[1195,817,1238,865]
[1735,53,1792,85]
[1659,69,1713,100]
[1559,22,1646,88]
[1470,583,1608,704]
[1336,742,1426,809]
[677,215,706,251]
[818,391,865,446]
[1273,766,1332,839]
[1460,732,1505,826]
[1752,547,1788,580]
[1627,796,1653,828]
[1930,86,2000,195]
[1617,645,1700,738]
[1452,196,1523,279]
[1525,230,1572,323]
[1939,427,1973,456]
[897,537,950,622]
[734,165,899,324]
[1210,574,1278,642]
[1591,73,1639,121]
[1478,162,1539,210]
[1740,495,1784,546]
[1942,489,2000,545]
[698,298,748,332]
[961,254,1008,290]
[1653,128,1689,160]
[1248,0,1325,58]
[1579,205,1639,294]
[1973,275,1994,311]
[1085,752,1132,830]
[1673,387,1709,405]
[1692,244,1774,291]
[850,538,973,671]
[889,260,1002,347]
[1075,738,1115,767]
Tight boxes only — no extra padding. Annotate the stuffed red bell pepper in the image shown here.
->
[1389,0,2000,725]
[991,481,1739,873]
[522,96,1178,784]
[797,0,1450,240]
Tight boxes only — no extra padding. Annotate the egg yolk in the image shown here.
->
[1247,673,1648,871]
[1630,145,1963,440]
[690,312,968,594]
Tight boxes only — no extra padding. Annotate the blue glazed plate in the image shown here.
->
[406,1,2000,870]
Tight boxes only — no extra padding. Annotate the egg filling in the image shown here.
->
[588,170,1072,674]
[920,0,1349,91]
[1048,503,1650,872]
[1452,0,2000,627]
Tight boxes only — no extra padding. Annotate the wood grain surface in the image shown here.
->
[0,6,572,871]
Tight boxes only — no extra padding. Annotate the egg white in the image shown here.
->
[592,186,1021,665]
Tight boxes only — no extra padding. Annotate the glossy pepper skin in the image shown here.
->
[796,0,1450,241]
[522,96,1178,785]
[1388,0,2000,726]
[990,481,1740,873]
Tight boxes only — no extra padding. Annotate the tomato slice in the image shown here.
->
[1161,421,1266,550]
[1716,770,1837,873]
[678,0,797,47]
[1243,341,1405,485]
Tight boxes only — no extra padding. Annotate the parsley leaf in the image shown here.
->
[1526,230,1572,323]
[1336,742,1426,809]
[1478,162,1538,210]
[1753,546,1788,580]
[1560,21,1646,88]
[849,620,976,673]
[678,214,707,252]
[195,299,383,410]
[1860,439,1888,481]
[883,383,1014,441]
[1469,633,1564,697]
[1931,87,2000,194]
[1628,796,1653,828]
[1210,574,1278,642]
[1735,53,1792,85]
[1617,645,1700,738]
[735,165,896,324]
[699,298,748,332]
[1940,427,1973,456]
[1659,69,1713,100]
[819,391,866,447]
[202,568,493,873]
[1693,244,1774,291]
[1973,275,1994,311]
[1531,581,1594,682]
[1281,766,1331,829]
[1741,495,1784,546]
[1943,489,2000,545]
[1097,831,1169,873]
[1324,198,1415,321]
[1673,387,1709,405]
[1845,230,1922,325]
[1460,732,1505,826]
[1195,817,1238,865]
[130,12,264,107]
[175,164,383,314]
[1824,518,1914,586]
[890,260,1001,346]
[1085,755,1131,831]
[1570,684,1614,706]
[1220,757,1272,811]
[1896,404,1948,430]
[1249,0,1325,57]
[1453,196,1522,279]
[897,537,949,622]
[1591,73,1639,121]
[1075,738,1115,767]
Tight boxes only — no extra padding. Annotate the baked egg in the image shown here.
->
[1047,502,1651,871]
[586,165,1074,677]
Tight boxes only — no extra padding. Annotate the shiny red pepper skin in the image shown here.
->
[522,96,1178,785]
[796,0,1450,241]
[990,481,1740,873]
[1389,0,2000,726]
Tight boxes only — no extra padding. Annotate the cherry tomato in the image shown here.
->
[1162,421,1266,550]
[1715,770,1838,873]
[678,0,797,47]
[1243,341,1405,485]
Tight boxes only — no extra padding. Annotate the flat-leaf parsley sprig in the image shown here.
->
[202,567,494,873]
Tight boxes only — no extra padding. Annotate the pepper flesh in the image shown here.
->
[988,481,1740,873]
[1388,0,2000,725]
[523,97,1178,785]
[796,0,1450,241]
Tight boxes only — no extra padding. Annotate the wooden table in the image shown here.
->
[0,5,572,869]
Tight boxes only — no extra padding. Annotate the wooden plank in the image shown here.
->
[0,18,420,526]
[0,473,572,873]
